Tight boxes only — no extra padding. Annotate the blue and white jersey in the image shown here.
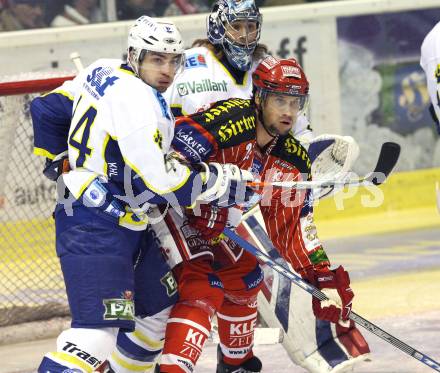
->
[57,59,196,207]
[165,47,254,115]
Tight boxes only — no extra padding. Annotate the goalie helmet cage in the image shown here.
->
[0,72,74,327]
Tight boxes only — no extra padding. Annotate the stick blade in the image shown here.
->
[367,142,401,185]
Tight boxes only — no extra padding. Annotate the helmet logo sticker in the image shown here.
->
[288,86,302,94]
[281,65,301,79]
[261,56,279,69]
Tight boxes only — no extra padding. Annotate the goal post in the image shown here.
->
[0,73,74,328]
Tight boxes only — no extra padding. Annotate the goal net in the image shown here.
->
[0,73,74,327]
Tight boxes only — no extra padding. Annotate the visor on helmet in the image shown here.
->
[260,91,309,114]
[138,50,185,76]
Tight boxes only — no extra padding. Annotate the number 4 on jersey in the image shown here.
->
[69,100,97,167]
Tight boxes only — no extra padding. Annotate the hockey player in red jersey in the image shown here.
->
[155,56,369,373]
[153,96,263,372]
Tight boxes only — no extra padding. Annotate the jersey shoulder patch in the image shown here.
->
[188,98,256,149]
[184,50,209,70]
[271,133,312,176]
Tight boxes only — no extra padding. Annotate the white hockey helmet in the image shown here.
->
[127,15,185,75]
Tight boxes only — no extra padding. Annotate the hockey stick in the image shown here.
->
[222,227,440,372]
[249,142,400,189]
[240,141,400,220]
[70,52,84,72]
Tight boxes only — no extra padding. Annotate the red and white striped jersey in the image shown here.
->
[172,97,330,274]
[255,135,330,276]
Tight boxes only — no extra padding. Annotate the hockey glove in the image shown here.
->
[198,162,255,208]
[43,151,70,181]
[186,203,229,240]
[306,265,353,327]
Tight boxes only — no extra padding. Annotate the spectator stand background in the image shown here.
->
[50,0,103,27]
[0,0,344,32]
[0,0,46,31]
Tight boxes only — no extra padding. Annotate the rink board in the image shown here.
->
[1,167,438,312]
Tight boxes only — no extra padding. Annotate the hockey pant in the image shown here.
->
[160,255,263,373]
[108,227,178,373]
[39,204,177,373]
[241,215,370,373]
[148,206,264,373]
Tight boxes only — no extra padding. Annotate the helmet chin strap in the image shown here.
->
[128,49,144,78]
[256,95,277,139]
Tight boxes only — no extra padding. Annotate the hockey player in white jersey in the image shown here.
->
[166,0,310,140]
[34,16,255,373]
[165,0,310,141]
[421,20,440,134]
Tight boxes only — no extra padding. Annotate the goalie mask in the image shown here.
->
[127,16,185,77]
[207,0,262,71]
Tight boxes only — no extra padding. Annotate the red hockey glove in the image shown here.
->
[306,265,353,327]
[336,320,371,356]
[186,203,229,240]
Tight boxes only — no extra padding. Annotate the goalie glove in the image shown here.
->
[305,265,353,327]
[197,162,256,208]
[43,151,70,181]
[302,134,360,200]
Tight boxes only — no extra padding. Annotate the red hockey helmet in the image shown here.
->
[252,56,309,99]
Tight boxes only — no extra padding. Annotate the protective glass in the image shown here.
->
[265,92,309,115]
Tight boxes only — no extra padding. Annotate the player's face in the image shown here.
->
[138,52,183,92]
[225,19,259,46]
[261,93,302,136]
